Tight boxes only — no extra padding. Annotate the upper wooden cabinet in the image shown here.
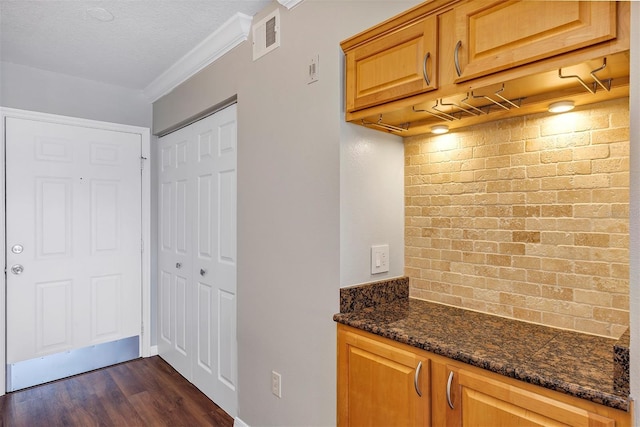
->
[340,0,630,135]
[453,0,617,82]
[345,14,438,112]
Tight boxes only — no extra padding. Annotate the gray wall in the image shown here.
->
[153,1,419,424]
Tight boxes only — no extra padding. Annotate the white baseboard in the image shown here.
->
[234,417,250,427]
[148,345,158,356]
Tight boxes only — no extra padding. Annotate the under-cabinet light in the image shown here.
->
[548,100,575,113]
[431,125,449,134]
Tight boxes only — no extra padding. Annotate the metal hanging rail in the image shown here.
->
[361,115,409,132]
[558,57,612,94]
[411,83,523,122]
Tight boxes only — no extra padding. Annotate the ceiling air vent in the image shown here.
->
[253,9,280,61]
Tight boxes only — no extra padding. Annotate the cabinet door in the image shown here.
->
[345,14,437,112]
[457,369,617,427]
[337,326,429,427]
[452,0,617,82]
[431,362,461,427]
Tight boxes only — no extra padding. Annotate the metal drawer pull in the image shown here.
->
[422,52,431,86]
[454,40,462,77]
[414,361,423,397]
[446,371,455,409]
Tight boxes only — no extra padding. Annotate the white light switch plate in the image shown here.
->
[308,54,319,84]
[371,244,389,275]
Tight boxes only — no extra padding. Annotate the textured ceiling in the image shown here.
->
[0,0,270,90]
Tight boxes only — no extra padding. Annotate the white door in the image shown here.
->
[5,117,142,391]
[158,122,192,378]
[158,104,238,417]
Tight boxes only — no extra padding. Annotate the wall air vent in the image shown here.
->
[252,9,280,61]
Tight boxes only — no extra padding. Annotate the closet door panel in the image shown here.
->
[157,104,237,418]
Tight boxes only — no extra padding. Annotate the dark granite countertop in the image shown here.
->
[333,278,630,412]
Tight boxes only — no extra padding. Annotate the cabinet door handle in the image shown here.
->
[414,361,423,397]
[422,52,431,86]
[454,40,462,77]
[446,371,455,409]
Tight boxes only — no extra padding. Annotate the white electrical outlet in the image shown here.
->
[371,244,390,275]
[271,370,282,398]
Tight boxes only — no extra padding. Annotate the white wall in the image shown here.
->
[0,61,152,128]
[628,2,639,424]
[152,1,419,425]
[340,121,405,286]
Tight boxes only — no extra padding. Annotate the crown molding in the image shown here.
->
[143,12,253,103]
[277,0,305,10]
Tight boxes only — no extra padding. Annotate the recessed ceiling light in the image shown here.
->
[431,124,449,134]
[86,7,115,22]
[548,100,575,113]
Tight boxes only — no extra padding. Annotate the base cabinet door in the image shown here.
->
[456,369,624,427]
[337,324,430,427]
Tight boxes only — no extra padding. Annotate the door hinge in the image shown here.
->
[140,156,147,170]
[141,237,144,253]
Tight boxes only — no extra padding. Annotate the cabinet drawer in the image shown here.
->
[453,0,617,82]
[345,14,438,112]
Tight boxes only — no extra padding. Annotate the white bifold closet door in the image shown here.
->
[158,104,237,418]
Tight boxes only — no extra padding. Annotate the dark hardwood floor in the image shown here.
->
[0,356,234,427]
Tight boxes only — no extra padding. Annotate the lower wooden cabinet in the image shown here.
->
[338,324,631,427]
[436,363,630,427]
[338,324,429,426]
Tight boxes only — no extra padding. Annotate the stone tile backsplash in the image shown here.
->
[404,98,630,338]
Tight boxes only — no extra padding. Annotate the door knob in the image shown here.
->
[176,262,182,269]
[11,244,24,254]
[200,268,207,276]
[11,264,24,275]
